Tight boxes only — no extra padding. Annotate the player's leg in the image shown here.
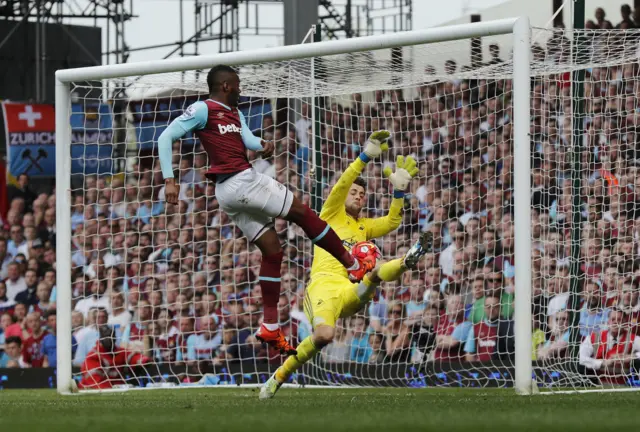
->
[282,197,359,270]
[260,324,334,399]
[224,210,296,355]
[260,280,340,399]
[252,229,297,355]
[218,170,361,274]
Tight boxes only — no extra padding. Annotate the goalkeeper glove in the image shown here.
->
[360,130,390,161]
[383,155,419,197]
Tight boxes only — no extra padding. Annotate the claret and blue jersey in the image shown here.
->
[157,99,263,180]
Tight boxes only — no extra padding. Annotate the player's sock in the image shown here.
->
[275,336,319,384]
[259,250,284,325]
[377,258,406,282]
[294,206,355,268]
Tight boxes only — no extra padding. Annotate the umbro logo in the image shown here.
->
[218,123,241,134]
[217,112,225,118]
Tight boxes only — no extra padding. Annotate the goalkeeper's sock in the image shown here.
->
[377,258,406,282]
[275,336,319,384]
[259,250,284,325]
[293,206,354,268]
[355,275,378,302]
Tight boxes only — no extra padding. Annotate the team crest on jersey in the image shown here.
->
[179,104,197,120]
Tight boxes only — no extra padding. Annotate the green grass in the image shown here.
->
[1,388,640,431]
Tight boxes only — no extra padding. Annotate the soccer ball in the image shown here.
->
[351,241,381,270]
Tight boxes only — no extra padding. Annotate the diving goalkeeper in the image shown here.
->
[259,134,429,399]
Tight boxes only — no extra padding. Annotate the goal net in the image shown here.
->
[55,19,640,394]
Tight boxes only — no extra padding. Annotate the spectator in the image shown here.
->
[74,279,111,318]
[7,225,26,257]
[411,306,439,363]
[367,333,385,364]
[0,336,27,368]
[7,174,37,212]
[468,270,513,324]
[383,302,411,362]
[433,294,472,361]
[185,315,221,365]
[14,269,38,306]
[579,309,640,383]
[21,311,48,367]
[579,281,609,338]
[537,310,570,361]
[465,296,514,363]
[5,262,26,301]
[107,290,131,330]
[4,302,27,338]
[0,280,16,313]
[42,310,77,368]
[349,316,372,363]
[616,4,635,28]
[74,307,108,367]
[0,238,11,279]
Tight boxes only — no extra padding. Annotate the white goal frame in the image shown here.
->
[54,16,532,395]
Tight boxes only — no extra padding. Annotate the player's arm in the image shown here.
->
[238,111,271,155]
[321,130,390,220]
[158,101,208,203]
[363,155,418,239]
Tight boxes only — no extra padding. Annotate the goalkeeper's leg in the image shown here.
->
[260,259,410,400]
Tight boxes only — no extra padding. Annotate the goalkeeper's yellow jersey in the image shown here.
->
[310,157,404,280]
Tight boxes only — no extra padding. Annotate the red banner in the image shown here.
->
[2,102,56,177]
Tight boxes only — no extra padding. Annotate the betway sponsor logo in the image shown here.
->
[218,123,241,134]
[478,339,496,348]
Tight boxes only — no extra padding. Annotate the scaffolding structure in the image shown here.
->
[1,0,412,59]
[0,0,411,100]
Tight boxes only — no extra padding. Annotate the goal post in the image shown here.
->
[55,17,533,394]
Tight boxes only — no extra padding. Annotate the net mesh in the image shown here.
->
[64,27,640,391]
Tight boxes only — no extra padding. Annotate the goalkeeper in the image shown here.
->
[260,131,429,399]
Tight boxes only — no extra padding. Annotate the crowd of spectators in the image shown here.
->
[1,5,640,384]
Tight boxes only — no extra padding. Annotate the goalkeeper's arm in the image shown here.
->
[364,155,418,239]
[320,130,390,219]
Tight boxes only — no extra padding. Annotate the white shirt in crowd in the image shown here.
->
[547,292,570,319]
[295,116,311,149]
[439,243,456,277]
[74,295,111,318]
[108,310,132,330]
[5,277,27,301]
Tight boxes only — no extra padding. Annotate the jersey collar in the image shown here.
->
[207,99,232,111]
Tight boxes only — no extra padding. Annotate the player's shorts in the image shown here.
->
[303,274,364,329]
[215,168,294,242]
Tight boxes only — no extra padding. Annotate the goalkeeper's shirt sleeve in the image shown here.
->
[320,157,367,220]
[158,101,208,179]
[362,196,404,239]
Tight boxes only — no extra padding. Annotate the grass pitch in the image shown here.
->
[1,388,640,431]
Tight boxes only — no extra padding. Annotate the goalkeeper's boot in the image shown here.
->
[256,325,297,355]
[259,372,283,400]
[403,231,432,270]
